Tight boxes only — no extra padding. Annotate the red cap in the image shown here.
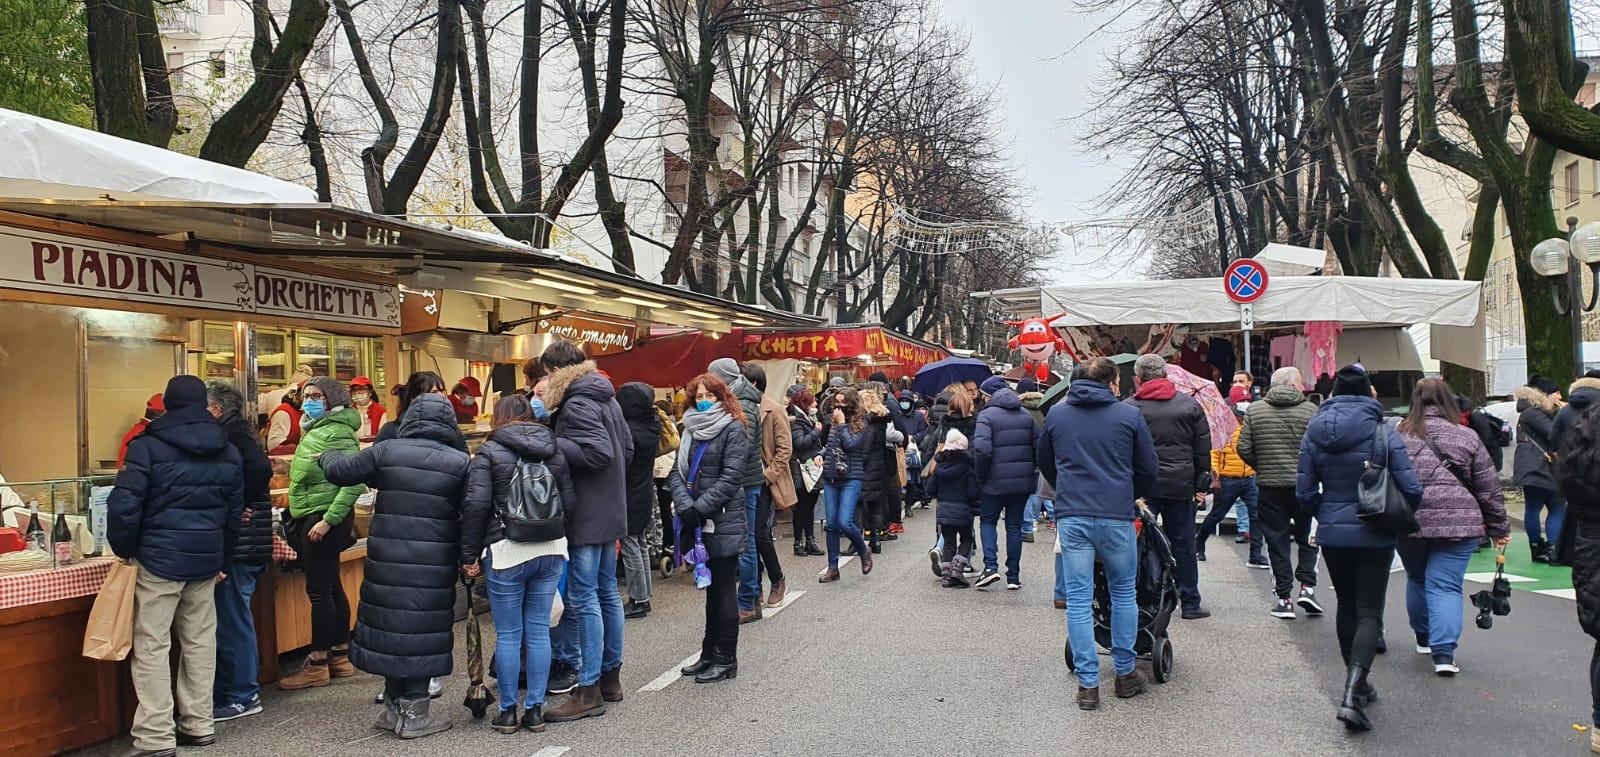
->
[350,376,374,390]
[146,393,165,412]
[457,376,483,397]
[1228,386,1252,404]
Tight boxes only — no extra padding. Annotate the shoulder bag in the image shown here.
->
[1518,421,1557,465]
[1356,422,1420,536]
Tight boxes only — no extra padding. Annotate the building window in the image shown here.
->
[208,0,226,14]
[165,52,183,76]
[1566,161,1582,206]
[208,51,226,79]
[1594,158,1600,196]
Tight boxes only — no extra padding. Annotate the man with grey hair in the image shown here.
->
[204,380,274,721]
[1238,365,1322,620]
[1125,354,1212,619]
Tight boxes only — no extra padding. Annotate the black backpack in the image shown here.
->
[500,458,565,543]
[1557,405,1600,515]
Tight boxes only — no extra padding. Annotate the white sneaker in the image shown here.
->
[428,677,443,698]
[1434,660,1460,676]
[1415,645,1432,655]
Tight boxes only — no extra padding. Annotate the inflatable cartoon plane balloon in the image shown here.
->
[1007,312,1067,381]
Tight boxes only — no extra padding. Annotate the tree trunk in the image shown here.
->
[86,0,147,143]
[200,0,329,167]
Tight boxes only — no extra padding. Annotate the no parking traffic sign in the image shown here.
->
[1224,258,1269,304]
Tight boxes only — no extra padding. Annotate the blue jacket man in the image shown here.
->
[972,376,1039,587]
[1035,358,1157,707]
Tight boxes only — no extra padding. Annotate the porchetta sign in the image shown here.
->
[0,227,400,329]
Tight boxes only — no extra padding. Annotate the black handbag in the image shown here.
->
[1356,422,1420,536]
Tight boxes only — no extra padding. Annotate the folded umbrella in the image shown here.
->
[461,575,494,718]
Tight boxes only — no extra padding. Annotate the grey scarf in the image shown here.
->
[676,402,736,481]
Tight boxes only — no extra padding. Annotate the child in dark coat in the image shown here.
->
[926,429,981,587]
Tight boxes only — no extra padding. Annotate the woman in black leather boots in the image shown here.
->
[787,386,825,556]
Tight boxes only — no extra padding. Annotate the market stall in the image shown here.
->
[741,324,950,396]
[976,274,1484,403]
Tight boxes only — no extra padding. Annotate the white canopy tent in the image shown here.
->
[1255,243,1329,277]
[0,108,316,204]
[977,275,1485,370]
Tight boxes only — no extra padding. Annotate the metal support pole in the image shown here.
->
[1572,217,1585,380]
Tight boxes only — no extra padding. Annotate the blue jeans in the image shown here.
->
[980,493,1028,581]
[213,562,263,707]
[562,543,624,686]
[486,554,563,710]
[738,486,762,611]
[1396,537,1477,659]
[823,479,868,569]
[1060,516,1138,687]
[1524,486,1567,546]
[1023,494,1043,535]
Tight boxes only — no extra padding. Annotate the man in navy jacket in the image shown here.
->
[972,375,1038,588]
[110,375,244,756]
[1036,358,1157,710]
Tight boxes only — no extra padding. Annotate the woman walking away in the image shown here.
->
[617,382,662,619]
[788,386,825,556]
[461,395,578,735]
[1396,379,1511,675]
[820,387,874,582]
[1515,377,1566,563]
[921,386,976,460]
[1297,365,1423,732]
[859,387,902,552]
[320,393,470,739]
[280,377,363,691]
[746,364,793,609]
[669,374,750,683]
[926,429,980,587]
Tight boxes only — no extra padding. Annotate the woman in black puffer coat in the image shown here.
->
[320,393,470,739]
[616,382,662,617]
[858,388,902,550]
[787,385,825,556]
[668,374,749,683]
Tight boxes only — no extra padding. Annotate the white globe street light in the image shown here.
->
[1531,238,1571,277]
[1532,216,1597,378]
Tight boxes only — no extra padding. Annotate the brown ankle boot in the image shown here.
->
[329,656,356,678]
[767,579,788,607]
[599,666,624,703]
[544,684,606,722]
[279,659,331,690]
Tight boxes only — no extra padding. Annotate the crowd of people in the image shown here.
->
[101,335,1600,754]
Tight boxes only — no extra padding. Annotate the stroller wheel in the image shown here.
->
[1152,637,1174,683]
[1064,640,1075,672]
[659,556,675,578]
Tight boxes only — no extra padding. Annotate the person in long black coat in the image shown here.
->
[320,393,470,739]
[617,382,661,617]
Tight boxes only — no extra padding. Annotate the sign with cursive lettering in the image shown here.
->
[539,312,636,356]
[0,227,400,329]
[743,327,947,368]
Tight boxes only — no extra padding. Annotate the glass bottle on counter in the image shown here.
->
[52,506,73,565]
[24,501,45,552]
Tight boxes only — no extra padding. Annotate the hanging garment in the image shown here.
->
[1305,321,1343,379]
[1269,335,1297,371]
[1208,337,1236,385]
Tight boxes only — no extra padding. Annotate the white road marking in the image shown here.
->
[764,590,805,617]
[1465,572,1534,583]
[638,652,703,693]
[530,747,572,757]
[1535,588,1577,600]
[817,555,855,576]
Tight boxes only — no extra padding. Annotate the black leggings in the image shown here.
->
[755,489,783,584]
[300,515,352,652]
[792,487,819,542]
[384,676,428,702]
[1321,545,1394,670]
[939,523,974,562]
[702,555,739,662]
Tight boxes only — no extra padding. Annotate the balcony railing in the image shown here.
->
[158,6,201,36]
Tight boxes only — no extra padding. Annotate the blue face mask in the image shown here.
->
[696,399,715,413]
[530,397,550,420]
[300,398,326,419]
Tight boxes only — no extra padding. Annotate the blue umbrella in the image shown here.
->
[911,357,993,398]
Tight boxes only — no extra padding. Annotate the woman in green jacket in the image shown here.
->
[280,376,365,690]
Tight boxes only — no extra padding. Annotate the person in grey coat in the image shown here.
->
[539,341,632,722]
[1124,354,1211,618]
[669,373,751,684]
[1238,366,1321,618]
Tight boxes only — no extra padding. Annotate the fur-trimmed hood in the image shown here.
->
[1571,377,1600,396]
[544,360,610,411]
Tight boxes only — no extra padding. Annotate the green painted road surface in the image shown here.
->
[1467,531,1574,594]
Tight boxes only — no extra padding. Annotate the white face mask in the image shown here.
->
[353,392,371,406]
[461,395,476,406]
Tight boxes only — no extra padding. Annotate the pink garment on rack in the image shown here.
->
[1306,321,1343,379]
[1269,336,1296,370]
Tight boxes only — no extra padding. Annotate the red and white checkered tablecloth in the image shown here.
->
[0,556,116,610]
[272,534,298,563]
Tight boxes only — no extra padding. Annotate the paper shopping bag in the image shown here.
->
[82,560,137,661]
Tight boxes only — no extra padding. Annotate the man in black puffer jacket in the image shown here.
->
[617,382,662,618]
[541,341,632,721]
[110,375,244,755]
[204,380,274,722]
[1125,355,1212,619]
[320,393,470,739]
[972,375,1038,589]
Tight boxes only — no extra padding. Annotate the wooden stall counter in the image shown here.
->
[252,542,366,683]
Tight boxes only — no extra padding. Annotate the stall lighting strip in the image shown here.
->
[617,295,672,309]
[526,277,599,296]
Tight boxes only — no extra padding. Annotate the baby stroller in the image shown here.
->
[1063,504,1179,683]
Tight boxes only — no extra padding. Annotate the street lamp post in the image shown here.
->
[1530,216,1600,379]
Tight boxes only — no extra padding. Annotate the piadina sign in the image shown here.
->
[0,227,400,329]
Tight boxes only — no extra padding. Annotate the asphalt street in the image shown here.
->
[73,520,1598,757]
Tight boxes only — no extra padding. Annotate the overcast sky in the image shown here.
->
[937,0,1138,282]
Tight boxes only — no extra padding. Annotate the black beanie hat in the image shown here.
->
[1528,375,1561,395]
[163,375,207,411]
[1330,364,1372,398]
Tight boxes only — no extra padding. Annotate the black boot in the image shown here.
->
[804,536,823,556]
[1336,665,1373,731]
[794,538,808,557]
[1531,539,1551,564]
[694,656,737,683]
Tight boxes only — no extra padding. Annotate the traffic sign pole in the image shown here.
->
[1224,260,1270,381]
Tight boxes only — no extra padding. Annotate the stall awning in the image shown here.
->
[593,330,742,389]
[742,325,949,369]
[979,275,1482,328]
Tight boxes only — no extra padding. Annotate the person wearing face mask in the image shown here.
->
[279,376,364,691]
[117,393,165,469]
[264,384,303,455]
[350,376,388,441]
[451,376,484,424]
[530,377,552,423]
